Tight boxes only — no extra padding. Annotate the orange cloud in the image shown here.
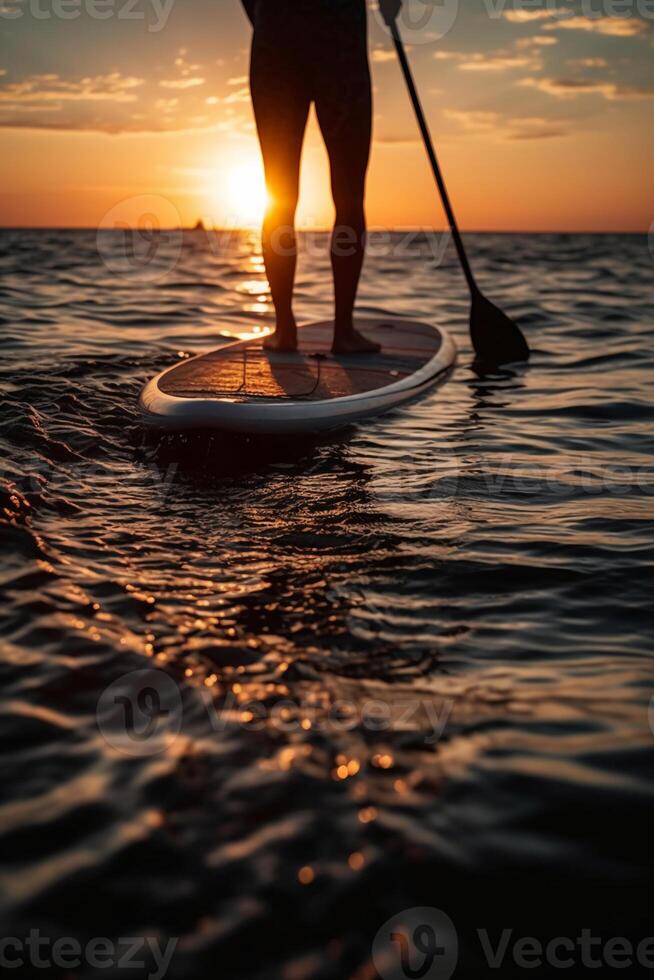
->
[159,78,205,90]
[520,76,654,99]
[435,45,544,72]
[504,9,562,21]
[446,108,569,140]
[544,15,648,36]
[0,73,144,103]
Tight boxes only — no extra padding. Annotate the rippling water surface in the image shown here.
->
[1,229,653,978]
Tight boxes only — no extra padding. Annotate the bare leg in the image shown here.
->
[250,32,310,353]
[262,202,299,352]
[316,34,379,355]
[330,201,380,354]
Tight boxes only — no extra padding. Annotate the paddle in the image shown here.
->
[385,14,530,366]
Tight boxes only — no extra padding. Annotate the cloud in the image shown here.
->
[159,77,205,90]
[445,108,569,140]
[0,45,262,135]
[445,109,500,131]
[0,115,221,134]
[372,49,397,63]
[155,98,178,112]
[504,8,562,21]
[159,51,206,89]
[543,15,648,36]
[374,134,421,146]
[0,68,227,133]
[0,73,144,104]
[515,36,558,48]
[520,76,654,99]
[507,116,569,139]
[435,46,543,72]
[433,31,561,73]
[459,53,536,71]
[568,57,609,68]
[503,7,649,37]
[174,51,202,73]
[0,103,61,114]
[223,87,250,104]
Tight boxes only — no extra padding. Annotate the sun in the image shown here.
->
[224,160,268,228]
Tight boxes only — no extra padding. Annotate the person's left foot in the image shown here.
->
[263,328,297,353]
[332,328,381,355]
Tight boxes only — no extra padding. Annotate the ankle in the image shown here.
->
[273,318,296,336]
[333,318,354,337]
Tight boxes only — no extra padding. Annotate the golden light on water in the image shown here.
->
[298,866,315,885]
[348,852,365,871]
[358,807,377,824]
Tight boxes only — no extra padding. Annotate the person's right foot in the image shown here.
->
[332,327,381,355]
[263,328,298,353]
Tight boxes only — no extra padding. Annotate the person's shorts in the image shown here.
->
[250,0,372,148]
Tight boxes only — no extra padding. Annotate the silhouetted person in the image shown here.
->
[242,0,402,353]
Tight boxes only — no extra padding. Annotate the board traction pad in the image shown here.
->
[159,320,443,402]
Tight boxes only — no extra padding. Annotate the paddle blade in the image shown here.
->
[470,290,530,367]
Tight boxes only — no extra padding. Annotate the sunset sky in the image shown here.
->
[1,0,653,230]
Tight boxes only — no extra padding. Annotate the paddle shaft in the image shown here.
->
[390,21,477,296]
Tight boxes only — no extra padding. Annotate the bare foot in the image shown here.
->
[332,328,381,355]
[263,329,297,353]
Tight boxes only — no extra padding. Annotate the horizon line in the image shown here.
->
[0,226,648,235]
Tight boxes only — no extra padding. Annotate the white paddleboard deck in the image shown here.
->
[140,319,457,434]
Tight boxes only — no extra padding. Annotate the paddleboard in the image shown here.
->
[139,319,456,434]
